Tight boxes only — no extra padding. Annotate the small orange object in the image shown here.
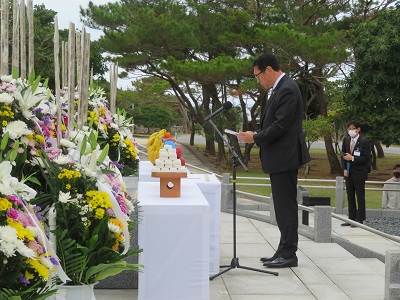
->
[165,132,171,138]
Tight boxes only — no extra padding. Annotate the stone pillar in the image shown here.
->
[313,206,332,243]
[385,251,400,300]
[335,176,345,214]
[221,173,233,212]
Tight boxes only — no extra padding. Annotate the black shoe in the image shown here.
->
[263,256,298,268]
[341,223,351,226]
[260,255,277,263]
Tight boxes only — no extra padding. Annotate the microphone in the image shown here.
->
[205,101,233,121]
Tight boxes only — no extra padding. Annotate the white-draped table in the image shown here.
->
[138,181,209,300]
[138,160,221,275]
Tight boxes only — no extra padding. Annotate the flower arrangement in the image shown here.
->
[0,74,141,289]
[35,129,141,285]
[84,88,139,177]
[0,74,64,180]
[0,161,58,300]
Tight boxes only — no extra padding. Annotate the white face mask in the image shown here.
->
[348,129,357,138]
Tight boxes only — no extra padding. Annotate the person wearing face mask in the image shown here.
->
[382,164,400,209]
[341,120,371,227]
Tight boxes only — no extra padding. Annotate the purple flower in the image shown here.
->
[34,205,42,212]
[50,257,59,265]
[37,215,47,221]
[7,208,19,219]
[111,161,124,169]
[43,116,51,125]
[120,204,127,214]
[19,275,30,284]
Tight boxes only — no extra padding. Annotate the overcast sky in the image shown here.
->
[36,0,115,39]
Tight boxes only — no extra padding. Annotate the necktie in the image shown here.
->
[350,139,353,153]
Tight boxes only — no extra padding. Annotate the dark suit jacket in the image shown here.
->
[253,74,310,174]
[341,135,371,181]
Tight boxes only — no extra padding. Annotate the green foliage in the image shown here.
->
[135,103,175,129]
[303,116,334,149]
[345,7,400,146]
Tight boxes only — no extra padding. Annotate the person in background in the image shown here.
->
[341,120,371,227]
[237,53,310,268]
[382,164,400,210]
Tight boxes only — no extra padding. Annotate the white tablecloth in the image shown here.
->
[182,174,221,275]
[139,160,221,275]
[138,161,158,182]
[138,182,209,300]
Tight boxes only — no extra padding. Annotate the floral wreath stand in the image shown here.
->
[151,172,187,197]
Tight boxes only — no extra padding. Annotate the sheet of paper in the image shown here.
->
[224,129,238,135]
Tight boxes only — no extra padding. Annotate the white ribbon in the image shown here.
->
[96,181,130,255]
[18,196,70,283]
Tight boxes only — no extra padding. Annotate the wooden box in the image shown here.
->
[151,172,188,197]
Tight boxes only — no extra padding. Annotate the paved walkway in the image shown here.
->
[93,137,400,299]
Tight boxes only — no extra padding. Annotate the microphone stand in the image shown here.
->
[207,118,278,280]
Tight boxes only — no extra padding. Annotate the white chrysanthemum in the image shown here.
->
[108,222,122,233]
[4,120,32,139]
[124,199,135,215]
[0,225,18,241]
[15,239,35,258]
[59,191,72,203]
[0,93,14,104]
[53,154,72,165]
[0,242,16,258]
[0,226,18,257]
[20,135,31,145]
[40,255,54,269]
[60,138,76,149]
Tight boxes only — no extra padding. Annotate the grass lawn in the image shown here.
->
[201,147,400,209]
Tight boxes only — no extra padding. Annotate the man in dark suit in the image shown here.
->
[341,120,371,226]
[237,53,310,268]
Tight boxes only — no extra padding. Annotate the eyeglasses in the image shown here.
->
[254,71,263,79]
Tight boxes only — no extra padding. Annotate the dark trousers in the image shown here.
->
[270,170,298,259]
[345,176,366,221]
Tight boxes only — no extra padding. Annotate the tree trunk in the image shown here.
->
[373,140,384,158]
[313,67,342,175]
[178,101,190,134]
[371,144,377,171]
[242,143,255,166]
[190,119,195,146]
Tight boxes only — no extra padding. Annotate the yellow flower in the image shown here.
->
[95,208,105,219]
[66,184,71,190]
[35,134,45,145]
[2,120,7,126]
[26,258,50,280]
[25,271,34,280]
[0,197,12,210]
[58,168,82,180]
[8,219,35,240]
